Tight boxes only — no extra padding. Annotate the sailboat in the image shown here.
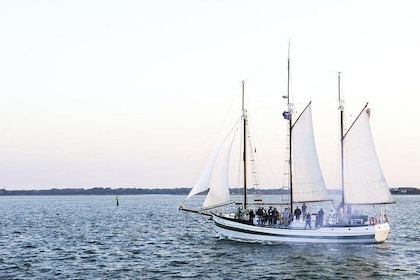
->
[180,61,393,244]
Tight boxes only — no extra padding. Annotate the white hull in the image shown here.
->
[212,214,390,244]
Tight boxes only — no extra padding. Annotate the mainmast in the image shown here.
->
[287,43,293,213]
[338,72,345,208]
[242,80,248,209]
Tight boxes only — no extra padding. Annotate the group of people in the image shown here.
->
[303,208,325,229]
[242,203,388,229]
[255,206,281,226]
[250,203,320,228]
[253,206,301,227]
[238,202,329,229]
[292,204,324,229]
[250,203,326,229]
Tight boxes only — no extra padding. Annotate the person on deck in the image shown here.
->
[327,209,335,225]
[282,208,290,226]
[236,206,243,219]
[249,209,255,223]
[256,207,263,227]
[317,209,324,227]
[337,203,344,224]
[273,208,279,225]
[262,207,267,226]
[268,206,273,225]
[304,213,312,229]
[294,206,302,221]
[302,203,307,217]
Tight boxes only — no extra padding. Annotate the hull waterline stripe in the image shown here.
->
[213,220,375,240]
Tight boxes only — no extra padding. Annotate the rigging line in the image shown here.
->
[215,83,244,139]
[248,104,283,111]
[193,84,243,180]
[244,120,261,196]
[291,101,311,130]
[201,201,236,211]
[333,129,342,191]
[236,119,244,197]
[183,119,242,205]
[343,103,369,139]
[200,83,243,179]
[247,119,282,189]
[182,210,215,235]
[199,215,218,236]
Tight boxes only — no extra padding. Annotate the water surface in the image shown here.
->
[0,195,418,279]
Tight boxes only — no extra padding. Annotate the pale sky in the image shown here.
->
[1,0,419,190]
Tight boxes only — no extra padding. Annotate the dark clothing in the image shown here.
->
[256,208,263,226]
[268,208,273,225]
[249,209,255,222]
[273,208,279,225]
[294,208,302,221]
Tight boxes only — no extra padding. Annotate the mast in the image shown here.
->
[287,43,293,213]
[242,80,248,209]
[338,72,345,208]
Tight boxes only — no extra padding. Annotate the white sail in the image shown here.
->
[184,120,240,210]
[291,103,330,202]
[201,124,239,209]
[186,139,225,200]
[186,121,240,201]
[343,107,393,205]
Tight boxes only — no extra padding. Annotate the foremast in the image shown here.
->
[241,80,248,209]
[338,72,345,210]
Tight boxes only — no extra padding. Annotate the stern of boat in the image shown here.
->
[374,222,390,243]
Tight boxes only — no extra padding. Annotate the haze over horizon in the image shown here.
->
[1,1,419,190]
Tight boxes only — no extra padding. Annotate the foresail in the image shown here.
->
[291,103,330,202]
[202,123,239,210]
[186,139,224,200]
[185,120,240,210]
[343,106,393,205]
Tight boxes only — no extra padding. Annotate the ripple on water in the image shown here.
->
[0,195,419,279]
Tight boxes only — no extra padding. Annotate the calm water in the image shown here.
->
[0,195,418,279]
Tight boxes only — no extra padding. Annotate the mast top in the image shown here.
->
[241,80,246,119]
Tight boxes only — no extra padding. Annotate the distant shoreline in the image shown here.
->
[0,187,191,196]
[0,187,418,196]
[0,187,303,196]
[389,187,420,195]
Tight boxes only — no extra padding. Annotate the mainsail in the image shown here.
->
[291,103,330,203]
[343,106,394,205]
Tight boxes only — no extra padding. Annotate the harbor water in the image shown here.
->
[0,195,418,279]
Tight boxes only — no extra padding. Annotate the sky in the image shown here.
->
[0,0,419,190]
